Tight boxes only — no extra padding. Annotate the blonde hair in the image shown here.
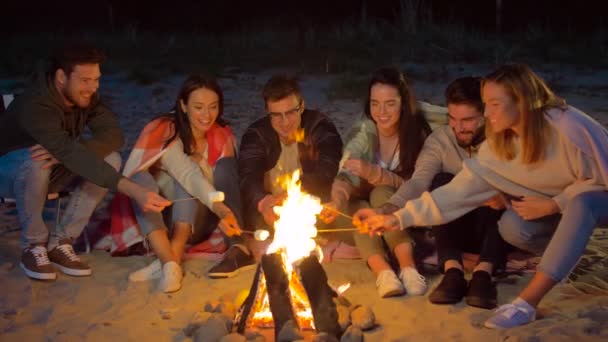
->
[482,64,566,164]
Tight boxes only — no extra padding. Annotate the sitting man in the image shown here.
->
[0,41,169,281]
[238,74,343,241]
[379,77,509,309]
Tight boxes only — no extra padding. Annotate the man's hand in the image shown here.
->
[258,193,287,226]
[342,159,373,179]
[484,194,506,210]
[512,196,559,221]
[117,178,171,213]
[29,144,59,169]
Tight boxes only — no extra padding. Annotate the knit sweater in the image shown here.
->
[387,125,481,207]
[393,106,608,229]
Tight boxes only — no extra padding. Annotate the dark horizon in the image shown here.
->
[3,0,606,34]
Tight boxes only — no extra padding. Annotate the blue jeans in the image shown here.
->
[130,157,244,246]
[0,148,121,250]
[498,191,608,281]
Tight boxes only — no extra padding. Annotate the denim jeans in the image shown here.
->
[0,148,121,250]
[498,191,608,281]
[130,157,244,246]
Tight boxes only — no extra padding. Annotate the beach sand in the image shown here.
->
[1,64,607,341]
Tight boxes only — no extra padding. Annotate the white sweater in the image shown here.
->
[393,124,606,229]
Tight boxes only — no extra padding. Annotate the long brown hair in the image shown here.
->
[482,64,566,164]
[164,74,227,155]
[364,66,431,178]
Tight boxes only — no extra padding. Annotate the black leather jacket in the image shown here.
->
[238,109,343,229]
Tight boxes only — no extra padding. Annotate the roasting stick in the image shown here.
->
[249,227,363,241]
[321,205,353,220]
[316,227,359,233]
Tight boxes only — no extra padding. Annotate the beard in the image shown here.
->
[61,86,93,109]
[455,128,484,148]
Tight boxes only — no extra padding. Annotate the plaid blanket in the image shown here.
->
[109,116,233,255]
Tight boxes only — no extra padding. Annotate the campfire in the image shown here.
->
[184,169,377,341]
[234,170,342,339]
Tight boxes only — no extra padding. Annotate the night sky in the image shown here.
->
[3,0,606,34]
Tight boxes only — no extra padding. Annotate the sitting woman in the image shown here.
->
[118,74,254,293]
[355,64,608,328]
[320,66,432,298]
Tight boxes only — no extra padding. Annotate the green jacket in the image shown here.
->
[336,101,448,189]
[0,73,124,190]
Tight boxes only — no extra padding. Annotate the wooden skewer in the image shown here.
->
[171,197,197,203]
[321,205,353,220]
[316,227,359,233]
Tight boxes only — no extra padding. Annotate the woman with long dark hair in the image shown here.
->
[320,66,432,298]
[355,64,608,327]
[114,74,254,292]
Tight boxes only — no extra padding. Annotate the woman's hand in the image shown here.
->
[343,159,372,179]
[511,196,559,221]
[484,194,506,210]
[352,208,400,235]
[118,178,171,213]
[319,199,345,224]
[212,202,242,236]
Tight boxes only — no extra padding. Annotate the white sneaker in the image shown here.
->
[399,267,427,296]
[376,270,405,298]
[128,259,162,282]
[159,261,182,293]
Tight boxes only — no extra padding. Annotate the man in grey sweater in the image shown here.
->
[0,42,169,281]
[380,77,508,309]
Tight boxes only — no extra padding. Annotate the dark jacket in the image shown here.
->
[0,73,124,190]
[238,109,343,228]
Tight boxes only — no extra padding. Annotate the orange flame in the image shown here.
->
[249,169,321,330]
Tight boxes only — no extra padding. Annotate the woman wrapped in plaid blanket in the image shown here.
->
[111,74,254,293]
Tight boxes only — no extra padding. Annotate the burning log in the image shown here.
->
[298,255,341,337]
[261,253,300,339]
[234,264,263,334]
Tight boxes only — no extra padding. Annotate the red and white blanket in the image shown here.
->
[109,116,233,255]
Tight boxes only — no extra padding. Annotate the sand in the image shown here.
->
[1,64,608,341]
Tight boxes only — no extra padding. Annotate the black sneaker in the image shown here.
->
[20,245,57,280]
[428,268,468,305]
[48,240,92,276]
[466,270,497,309]
[207,245,256,279]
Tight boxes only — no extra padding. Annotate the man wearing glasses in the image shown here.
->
[238,74,343,235]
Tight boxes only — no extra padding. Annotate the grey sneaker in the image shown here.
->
[20,246,57,280]
[207,245,256,279]
[48,240,92,276]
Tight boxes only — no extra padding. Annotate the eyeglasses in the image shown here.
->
[267,102,302,121]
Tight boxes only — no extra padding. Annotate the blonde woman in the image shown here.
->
[354,64,608,328]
